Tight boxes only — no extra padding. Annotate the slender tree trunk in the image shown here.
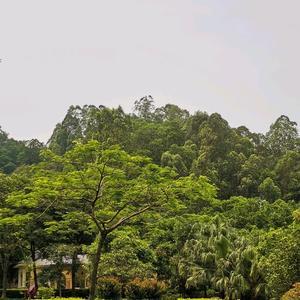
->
[1,254,9,299]
[30,241,38,290]
[204,285,207,297]
[58,276,62,297]
[89,232,106,300]
[71,251,78,292]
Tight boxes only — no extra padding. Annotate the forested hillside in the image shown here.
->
[48,97,300,201]
[0,97,299,300]
[0,129,43,173]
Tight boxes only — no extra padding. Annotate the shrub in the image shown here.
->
[38,287,55,299]
[124,278,167,299]
[96,276,122,299]
[55,288,89,298]
[177,298,221,300]
[50,298,83,300]
[281,282,300,300]
[5,289,26,298]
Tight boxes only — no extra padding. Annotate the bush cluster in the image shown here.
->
[124,278,167,299]
[49,298,83,300]
[96,277,167,299]
[281,282,300,300]
[96,276,122,299]
[37,287,56,299]
[55,288,89,298]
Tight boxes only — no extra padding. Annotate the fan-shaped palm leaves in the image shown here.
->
[178,218,266,299]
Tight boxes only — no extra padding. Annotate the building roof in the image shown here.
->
[15,254,88,268]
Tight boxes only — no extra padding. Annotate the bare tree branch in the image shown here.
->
[103,204,128,224]
[107,205,152,233]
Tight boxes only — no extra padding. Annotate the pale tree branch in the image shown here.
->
[107,205,152,233]
[103,204,128,224]
[36,196,59,220]
[92,159,110,206]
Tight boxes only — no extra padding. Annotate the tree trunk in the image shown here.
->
[1,254,9,299]
[89,232,106,300]
[71,251,78,292]
[30,241,38,290]
[204,285,207,297]
[58,276,62,297]
[250,287,257,300]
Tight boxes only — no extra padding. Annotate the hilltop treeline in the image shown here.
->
[48,96,300,200]
[0,129,43,173]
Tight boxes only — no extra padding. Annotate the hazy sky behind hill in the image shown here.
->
[0,0,299,142]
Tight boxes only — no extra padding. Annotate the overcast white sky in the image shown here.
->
[0,0,299,142]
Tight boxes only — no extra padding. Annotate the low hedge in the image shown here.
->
[54,288,89,298]
[5,289,26,298]
[50,298,83,300]
[3,288,89,299]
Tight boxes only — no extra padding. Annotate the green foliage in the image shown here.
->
[178,218,266,299]
[37,287,56,299]
[98,228,156,281]
[219,197,295,229]
[96,276,122,299]
[177,298,221,300]
[274,150,300,201]
[0,128,43,174]
[124,278,167,299]
[50,298,83,300]
[1,100,300,300]
[265,115,300,157]
[258,177,281,202]
[44,101,300,200]
[258,223,300,299]
[134,96,156,120]
[0,172,31,298]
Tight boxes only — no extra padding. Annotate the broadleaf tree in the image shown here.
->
[13,140,210,300]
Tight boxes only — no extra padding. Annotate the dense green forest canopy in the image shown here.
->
[0,98,299,300]
[0,129,43,174]
[46,97,300,200]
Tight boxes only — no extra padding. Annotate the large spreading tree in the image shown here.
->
[11,140,211,299]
